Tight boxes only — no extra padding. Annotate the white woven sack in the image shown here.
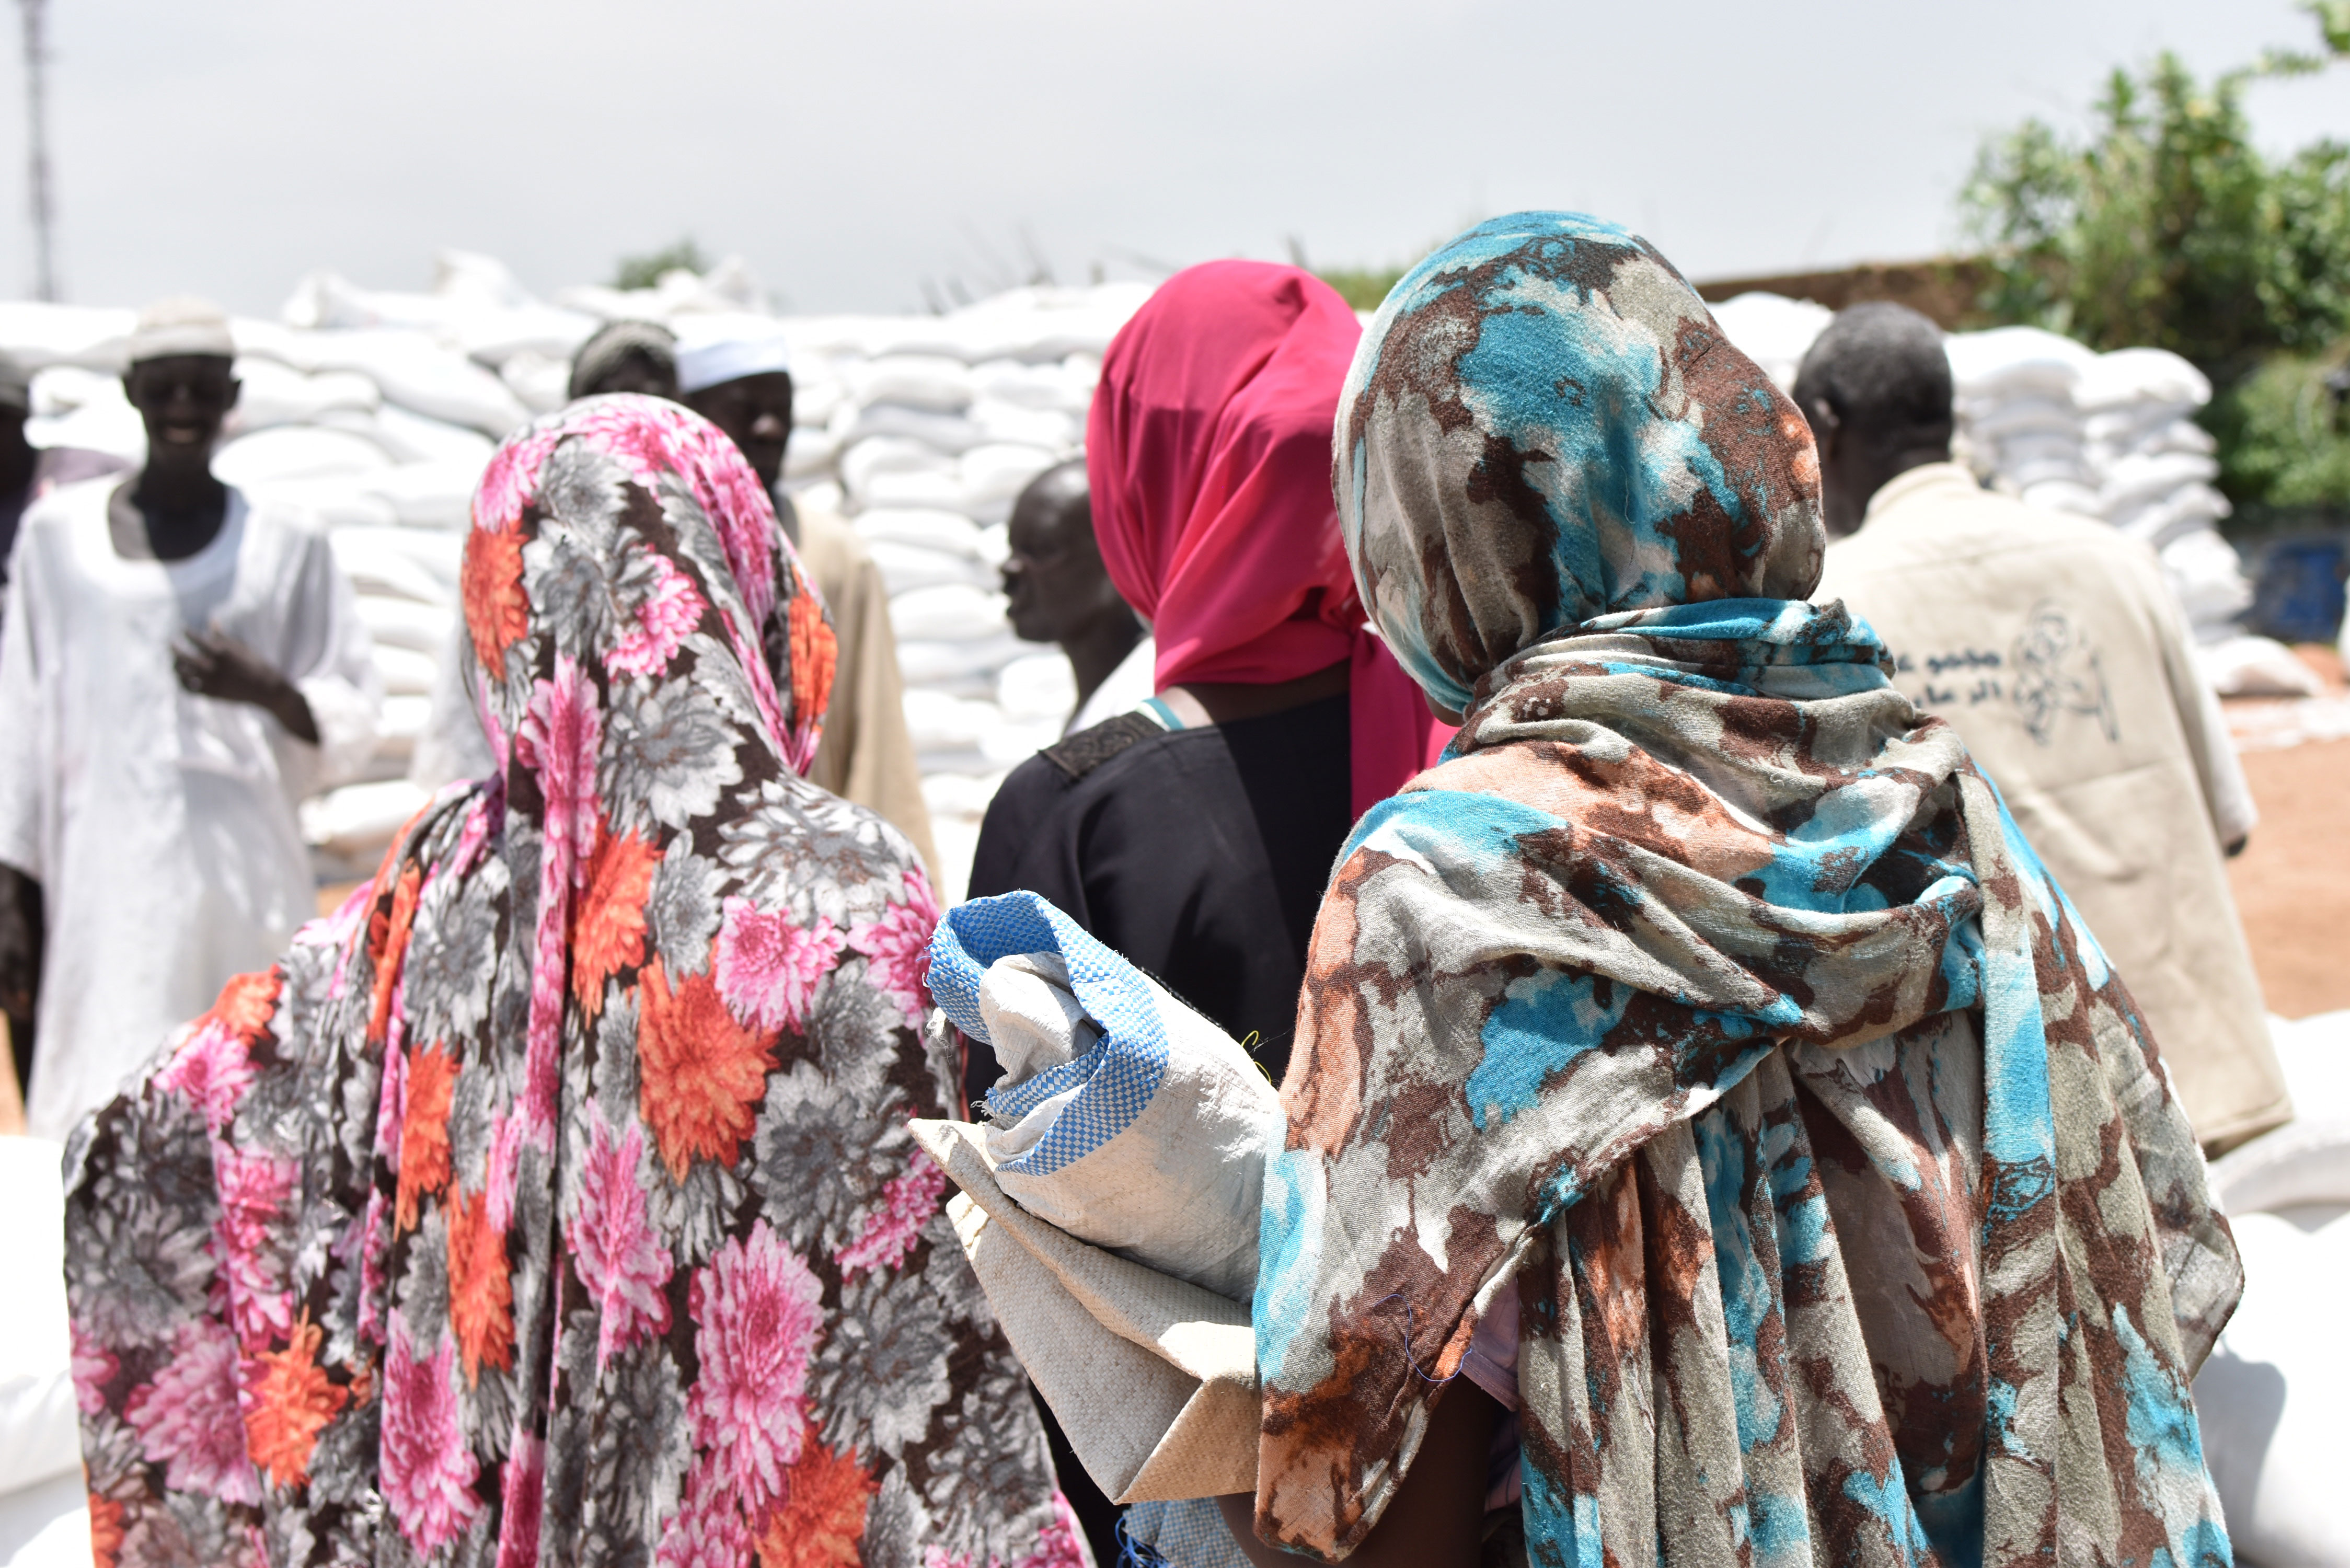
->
[0,1139,77,1498]
[911,1119,1258,1505]
[2195,1055,2350,1568]
[854,507,989,559]
[849,354,974,412]
[2075,347,2210,413]
[930,894,1285,1304]
[888,583,1009,643]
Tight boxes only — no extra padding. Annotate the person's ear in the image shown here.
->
[1804,396,1840,458]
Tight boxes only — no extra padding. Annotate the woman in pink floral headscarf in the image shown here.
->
[61,397,1084,1568]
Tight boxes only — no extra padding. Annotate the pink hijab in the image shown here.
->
[1087,261,1444,818]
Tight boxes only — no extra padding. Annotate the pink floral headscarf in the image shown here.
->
[60,401,1081,1568]
[464,394,832,780]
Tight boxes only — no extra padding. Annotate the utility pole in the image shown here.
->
[18,0,53,301]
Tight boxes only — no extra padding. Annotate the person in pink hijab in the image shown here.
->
[966,259,1444,1561]
[1085,259,1440,819]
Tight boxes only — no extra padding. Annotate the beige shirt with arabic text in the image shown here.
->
[1817,463,2286,1149]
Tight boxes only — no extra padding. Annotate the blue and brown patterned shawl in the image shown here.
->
[1251,214,2240,1566]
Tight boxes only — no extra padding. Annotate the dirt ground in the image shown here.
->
[2220,643,2350,1019]
[2228,736,2350,1019]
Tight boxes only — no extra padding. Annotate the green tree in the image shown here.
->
[1961,6,2350,381]
[613,238,711,292]
[1317,266,1412,312]
[1963,5,2350,513]
[2214,344,2350,506]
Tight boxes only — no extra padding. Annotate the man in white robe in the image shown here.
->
[0,299,378,1139]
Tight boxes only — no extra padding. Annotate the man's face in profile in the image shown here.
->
[1001,475,1116,644]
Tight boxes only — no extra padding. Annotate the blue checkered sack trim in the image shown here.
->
[925,891,1169,1177]
[1120,1500,1252,1568]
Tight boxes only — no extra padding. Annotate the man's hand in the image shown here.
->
[0,863,43,1025]
[173,629,319,743]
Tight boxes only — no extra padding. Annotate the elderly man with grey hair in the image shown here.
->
[0,299,378,1139]
[1804,301,2286,1152]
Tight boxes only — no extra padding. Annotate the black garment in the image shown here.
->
[0,482,30,585]
[0,868,37,1103]
[0,478,33,1102]
[965,690,1352,1105]
[4,1010,27,1105]
[966,691,1352,1567]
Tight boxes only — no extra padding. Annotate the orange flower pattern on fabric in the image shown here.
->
[445,1185,513,1386]
[756,1440,877,1568]
[367,864,422,1047]
[394,1043,456,1235]
[198,969,282,1044]
[60,400,1068,1568]
[787,586,837,743]
[86,1494,124,1568]
[571,816,661,1014]
[460,519,530,672]
[637,958,780,1180]
[242,1314,349,1489]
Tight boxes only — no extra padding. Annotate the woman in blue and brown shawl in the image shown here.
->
[1229,214,2241,1566]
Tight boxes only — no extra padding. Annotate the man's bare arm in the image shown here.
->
[0,861,43,1025]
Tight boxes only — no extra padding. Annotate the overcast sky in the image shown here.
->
[3,0,2345,317]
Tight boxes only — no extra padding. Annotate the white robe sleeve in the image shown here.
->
[0,564,42,879]
[274,527,382,799]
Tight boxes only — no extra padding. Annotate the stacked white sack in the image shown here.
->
[1950,335,2314,697]
[1708,297,2308,700]
[1943,326,2104,516]
[2071,351,2316,696]
[770,284,1154,899]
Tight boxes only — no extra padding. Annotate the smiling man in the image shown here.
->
[0,298,379,1139]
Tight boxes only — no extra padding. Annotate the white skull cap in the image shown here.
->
[674,313,793,394]
[128,296,235,362]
